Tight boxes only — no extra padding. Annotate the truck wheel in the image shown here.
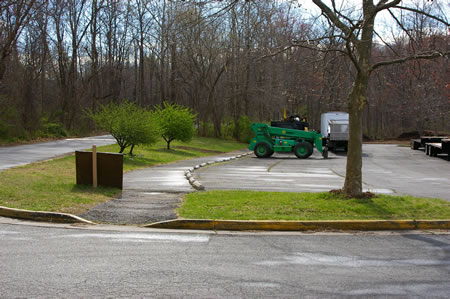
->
[294,142,313,159]
[254,142,271,158]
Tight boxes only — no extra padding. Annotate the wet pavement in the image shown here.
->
[194,144,450,200]
[194,152,344,193]
[82,144,450,225]
[81,150,250,224]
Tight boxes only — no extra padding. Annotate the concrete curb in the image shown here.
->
[0,206,94,224]
[144,219,450,231]
[184,152,253,191]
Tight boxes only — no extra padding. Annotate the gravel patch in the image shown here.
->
[81,190,183,225]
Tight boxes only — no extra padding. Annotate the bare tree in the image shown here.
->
[87,0,102,112]
[0,0,39,84]
[309,0,448,197]
[1,0,447,149]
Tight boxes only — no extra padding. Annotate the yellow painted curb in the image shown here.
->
[144,219,450,231]
[0,206,94,224]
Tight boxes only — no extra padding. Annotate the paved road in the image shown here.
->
[1,219,449,298]
[194,144,450,200]
[0,135,116,171]
[1,141,449,297]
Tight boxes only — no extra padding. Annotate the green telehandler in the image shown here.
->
[248,123,328,159]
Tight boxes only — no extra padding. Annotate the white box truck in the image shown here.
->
[321,112,349,152]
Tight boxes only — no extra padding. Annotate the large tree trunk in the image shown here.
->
[343,73,369,196]
[342,1,375,197]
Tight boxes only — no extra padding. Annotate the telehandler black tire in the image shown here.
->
[254,142,271,158]
[294,142,313,158]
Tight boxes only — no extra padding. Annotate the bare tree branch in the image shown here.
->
[374,0,402,14]
[373,29,399,57]
[257,45,293,60]
[370,50,449,72]
[387,8,418,48]
[331,0,357,29]
[393,5,449,26]
[312,0,356,43]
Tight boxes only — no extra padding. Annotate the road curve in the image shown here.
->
[0,135,116,171]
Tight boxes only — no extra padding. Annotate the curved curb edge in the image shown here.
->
[0,206,95,224]
[143,219,450,231]
[185,152,252,191]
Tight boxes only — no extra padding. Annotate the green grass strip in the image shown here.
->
[0,137,246,214]
[179,190,450,220]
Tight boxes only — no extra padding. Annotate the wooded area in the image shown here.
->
[0,0,448,142]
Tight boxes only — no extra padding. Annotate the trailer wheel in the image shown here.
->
[294,142,313,159]
[254,142,271,158]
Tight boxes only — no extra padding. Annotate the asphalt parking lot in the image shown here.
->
[194,144,450,201]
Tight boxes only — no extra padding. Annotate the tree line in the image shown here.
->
[0,0,448,143]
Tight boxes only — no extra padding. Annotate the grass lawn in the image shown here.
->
[0,137,247,214]
[97,136,247,172]
[179,190,450,220]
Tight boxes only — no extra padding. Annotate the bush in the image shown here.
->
[39,116,67,137]
[87,101,159,155]
[0,106,22,141]
[198,121,215,137]
[237,115,253,143]
[155,102,196,150]
[0,119,9,139]
[221,118,235,139]
[46,122,67,137]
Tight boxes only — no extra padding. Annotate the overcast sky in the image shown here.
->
[297,0,448,37]
[299,0,448,12]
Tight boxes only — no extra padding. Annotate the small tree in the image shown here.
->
[88,101,159,155]
[155,102,196,150]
